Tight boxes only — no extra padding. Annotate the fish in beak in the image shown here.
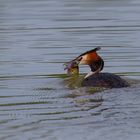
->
[64,58,81,75]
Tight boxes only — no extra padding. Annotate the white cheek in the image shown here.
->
[79,55,88,64]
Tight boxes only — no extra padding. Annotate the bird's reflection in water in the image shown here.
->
[63,77,104,110]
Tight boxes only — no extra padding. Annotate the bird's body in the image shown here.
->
[82,73,129,88]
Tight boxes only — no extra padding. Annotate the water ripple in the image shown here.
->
[0,0,140,139]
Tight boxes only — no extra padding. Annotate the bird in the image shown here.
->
[64,47,129,88]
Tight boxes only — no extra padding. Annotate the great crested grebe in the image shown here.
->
[64,47,129,88]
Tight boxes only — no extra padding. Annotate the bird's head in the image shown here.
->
[64,47,104,77]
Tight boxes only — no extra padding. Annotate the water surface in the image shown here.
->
[0,0,140,140]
